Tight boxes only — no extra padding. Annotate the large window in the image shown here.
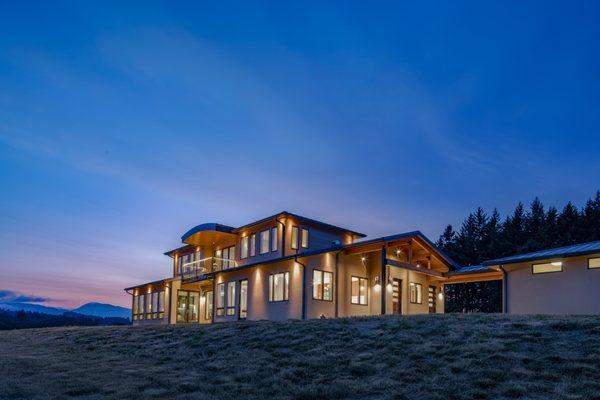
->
[133,295,143,320]
[588,258,600,269]
[176,290,199,323]
[178,250,201,275]
[205,291,213,320]
[291,226,299,250]
[250,234,256,257]
[260,230,270,254]
[270,227,278,252]
[216,246,236,269]
[351,276,368,305]
[239,279,248,319]
[410,282,422,304]
[313,270,333,301]
[301,228,309,249]
[227,282,236,316]
[216,283,225,316]
[240,236,249,259]
[269,272,290,302]
[532,262,563,274]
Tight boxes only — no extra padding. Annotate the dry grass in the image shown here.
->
[1,314,600,400]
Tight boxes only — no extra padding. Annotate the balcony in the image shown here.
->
[181,257,237,282]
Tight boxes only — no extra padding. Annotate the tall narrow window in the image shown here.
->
[260,230,270,254]
[301,228,309,248]
[138,295,145,319]
[313,270,333,301]
[239,279,248,319]
[291,226,299,250]
[351,276,368,305]
[205,291,213,320]
[250,234,256,257]
[216,283,225,316]
[589,257,600,269]
[227,282,236,316]
[270,227,278,252]
[132,295,139,320]
[152,292,159,319]
[240,236,249,259]
[158,291,165,318]
[410,282,422,304]
[269,272,290,302]
[146,293,152,315]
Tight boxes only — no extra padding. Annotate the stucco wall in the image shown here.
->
[505,253,600,314]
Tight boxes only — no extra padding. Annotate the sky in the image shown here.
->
[1,1,599,308]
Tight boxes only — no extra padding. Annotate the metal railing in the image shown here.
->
[180,257,237,282]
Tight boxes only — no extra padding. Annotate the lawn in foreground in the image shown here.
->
[0,314,599,400]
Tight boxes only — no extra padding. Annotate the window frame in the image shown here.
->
[226,281,236,316]
[532,262,563,274]
[268,271,290,302]
[588,257,600,270]
[301,228,309,249]
[240,236,249,259]
[260,229,270,255]
[270,227,278,252]
[239,279,248,320]
[312,269,333,302]
[250,234,256,257]
[216,283,225,316]
[291,226,299,250]
[204,290,213,320]
[350,276,368,305]
[409,282,423,304]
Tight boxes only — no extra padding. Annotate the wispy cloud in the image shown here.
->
[0,290,49,304]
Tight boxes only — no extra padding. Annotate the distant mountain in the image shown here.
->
[0,302,130,319]
[0,302,67,315]
[71,302,130,319]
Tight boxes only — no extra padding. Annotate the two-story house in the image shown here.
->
[125,211,461,324]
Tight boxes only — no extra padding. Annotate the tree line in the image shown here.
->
[0,309,130,330]
[437,191,600,312]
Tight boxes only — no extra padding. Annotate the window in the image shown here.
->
[179,250,201,275]
[271,227,278,252]
[221,246,236,269]
[216,283,225,316]
[227,282,236,316]
[158,291,165,317]
[146,293,152,316]
[588,257,600,269]
[152,292,159,319]
[410,283,422,304]
[269,272,290,302]
[239,280,248,319]
[291,226,299,250]
[260,230,270,254]
[532,262,563,274]
[301,228,309,249]
[313,270,333,301]
[351,276,368,305]
[250,234,256,257]
[137,295,144,319]
[176,290,199,323]
[132,295,140,320]
[240,236,249,259]
[205,291,213,320]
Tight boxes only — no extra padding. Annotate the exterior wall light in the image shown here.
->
[438,292,444,300]
[386,278,393,290]
[360,256,367,262]
[374,275,381,288]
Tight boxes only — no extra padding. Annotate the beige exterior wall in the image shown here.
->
[505,253,600,315]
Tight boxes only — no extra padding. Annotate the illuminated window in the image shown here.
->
[588,258,600,269]
[270,227,278,252]
[205,291,213,320]
[260,230,270,254]
[220,246,236,269]
[269,272,289,302]
[240,236,249,259]
[351,276,368,305]
[158,291,165,318]
[132,295,139,320]
[410,282,422,304]
[532,262,563,274]
[216,283,225,316]
[152,292,159,318]
[239,280,248,319]
[291,226,299,250]
[250,234,256,257]
[227,282,236,316]
[137,295,144,319]
[301,228,309,248]
[313,270,333,301]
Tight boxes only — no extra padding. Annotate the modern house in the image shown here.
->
[125,212,459,324]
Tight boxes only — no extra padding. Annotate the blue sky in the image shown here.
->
[1,1,599,307]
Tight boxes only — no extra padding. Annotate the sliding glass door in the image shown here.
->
[176,290,200,323]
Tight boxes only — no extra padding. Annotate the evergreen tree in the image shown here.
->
[524,197,546,252]
[582,191,600,241]
[557,202,581,245]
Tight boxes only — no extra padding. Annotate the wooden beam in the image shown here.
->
[443,272,503,284]
[386,258,444,278]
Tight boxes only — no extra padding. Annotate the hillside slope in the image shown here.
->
[0,314,599,399]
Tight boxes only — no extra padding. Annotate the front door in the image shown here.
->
[176,290,200,323]
[428,286,436,313]
[392,279,402,315]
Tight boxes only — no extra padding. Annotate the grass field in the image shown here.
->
[1,314,599,400]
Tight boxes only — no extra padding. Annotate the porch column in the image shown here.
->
[380,245,386,315]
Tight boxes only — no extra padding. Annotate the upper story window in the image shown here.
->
[313,270,333,301]
[178,250,201,275]
[240,236,249,259]
[250,234,256,257]
[260,229,270,254]
[215,246,235,269]
[588,257,600,269]
[270,227,278,252]
[301,228,309,248]
[532,262,563,274]
[291,226,299,250]
[410,282,422,304]
[269,272,289,302]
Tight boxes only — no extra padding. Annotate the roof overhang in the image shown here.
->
[180,223,237,246]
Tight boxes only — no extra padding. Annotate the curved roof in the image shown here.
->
[181,223,235,243]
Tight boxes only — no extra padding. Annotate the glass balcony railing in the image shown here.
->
[181,257,237,281]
